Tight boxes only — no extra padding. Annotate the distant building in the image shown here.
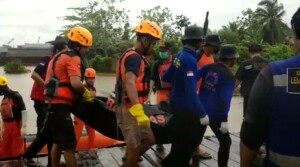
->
[18,43,52,49]
[0,43,52,65]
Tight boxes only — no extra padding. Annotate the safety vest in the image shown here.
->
[30,54,53,101]
[197,53,215,92]
[0,93,21,121]
[116,49,150,106]
[267,54,300,167]
[157,59,172,89]
[45,50,79,103]
[197,53,214,68]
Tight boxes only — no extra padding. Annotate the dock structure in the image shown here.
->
[0,133,265,167]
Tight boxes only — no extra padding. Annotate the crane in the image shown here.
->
[7,38,14,45]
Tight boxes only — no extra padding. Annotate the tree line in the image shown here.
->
[59,0,295,72]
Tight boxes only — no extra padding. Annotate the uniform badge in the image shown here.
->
[186,71,194,77]
[203,72,219,92]
[173,58,180,68]
[287,68,300,94]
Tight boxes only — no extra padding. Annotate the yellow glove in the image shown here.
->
[128,104,150,127]
[82,87,93,102]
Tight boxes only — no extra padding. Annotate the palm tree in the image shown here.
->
[255,0,289,44]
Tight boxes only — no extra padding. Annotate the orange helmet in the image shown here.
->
[85,68,96,78]
[133,20,162,40]
[67,26,93,47]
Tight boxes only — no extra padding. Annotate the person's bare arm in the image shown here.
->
[125,72,139,105]
[240,141,259,167]
[31,71,45,86]
[70,76,85,93]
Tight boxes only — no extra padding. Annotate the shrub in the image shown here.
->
[4,59,28,74]
[262,44,294,61]
[89,55,118,73]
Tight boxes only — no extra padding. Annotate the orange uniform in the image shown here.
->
[196,53,215,92]
[43,50,82,150]
[151,57,172,104]
[0,91,25,157]
[45,51,82,105]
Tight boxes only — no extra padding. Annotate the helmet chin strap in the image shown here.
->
[141,40,151,56]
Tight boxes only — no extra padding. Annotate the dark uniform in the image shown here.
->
[241,54,300,166]
[198,45,238,167]
[235,55,269,116]
[240,7,300,167]
[161,26,207,167]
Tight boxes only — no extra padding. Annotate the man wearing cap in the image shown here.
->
[197,45,238,167]
[147,41,173,151]
[161,26,209,167]
[30,36,67,135]
[23,36,67,166]
[235,42,269,117]
[195,34,221,159]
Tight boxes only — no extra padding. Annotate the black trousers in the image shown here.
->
[161,108,206,167]
[243,95,249,117]
[24,103,52,166]
[201,121,232,167]
[33,100,46,135]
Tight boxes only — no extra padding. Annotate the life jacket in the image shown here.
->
[197,53,214,68]
[44,50,79,103]
[116,49,150,107]
[266,55,300,167]
[0,92,21,121]
[197,53,215,92]
[157,59,172,90]
[30,54,54,101]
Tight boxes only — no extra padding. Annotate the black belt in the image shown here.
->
[3,118,19,122]
[137,90,149,97]
[59,82,73,89]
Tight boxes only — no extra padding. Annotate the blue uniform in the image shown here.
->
[197,62,234,167]
[161,47,207,167]
[240,54,300,166]
[198,62,235,122]
[163,47,206,117]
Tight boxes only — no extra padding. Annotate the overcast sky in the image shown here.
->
[0,0,298,46]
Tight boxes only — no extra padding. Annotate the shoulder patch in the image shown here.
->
[287,68,300,94]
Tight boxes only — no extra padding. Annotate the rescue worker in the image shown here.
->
[22,37,68,166]
[115,20,162,167]
[235,42,269,116]
[147,41,173,151]
[30,36,67,134]
[195,34,221,159]
[161,26,209,167]
[240,8,300,167]
[147,41,173,104]
[198,45,238,167]
[74,68,96,149]
[43,26,93,167]
[0,76,27,157]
